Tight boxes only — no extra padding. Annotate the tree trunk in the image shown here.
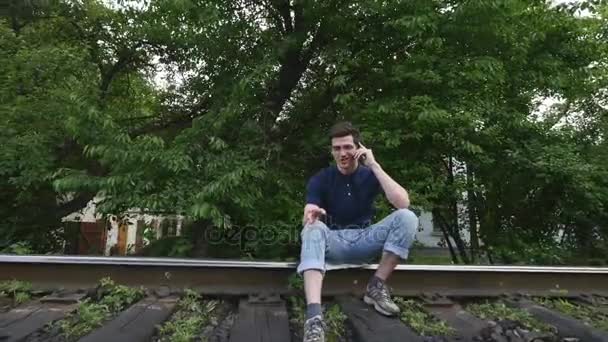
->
[467,165,479,263]
[447,156,471,264]
[432,208,459,264]
[475,186,500,264]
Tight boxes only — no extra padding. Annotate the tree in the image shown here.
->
[2,0,606,263]
[0,0,158,251]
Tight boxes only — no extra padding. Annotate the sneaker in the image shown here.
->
[363,279,401,316]
[303,314,326,342]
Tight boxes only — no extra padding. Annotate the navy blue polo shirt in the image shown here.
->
[306,165,382,230]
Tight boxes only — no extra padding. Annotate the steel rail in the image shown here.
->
[3,255,608,273]
[1,255,608,296]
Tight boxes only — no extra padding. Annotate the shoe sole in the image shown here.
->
[363,295,398,316]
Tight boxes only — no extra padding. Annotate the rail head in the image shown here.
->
[2,255,608,274]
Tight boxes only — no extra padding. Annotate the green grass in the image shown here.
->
[156,289,219,342]
[536,297,608,332]
[52,277,144,341]
[325,303,347,341]
[408,254,454,265]
[0,280,33,305]
[394,298,455,336]
[287,272,304,292]
[58,300,109,341]
[289,296,306,324]
[467,301,554,334]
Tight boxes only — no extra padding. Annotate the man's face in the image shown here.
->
[331,135,357,171]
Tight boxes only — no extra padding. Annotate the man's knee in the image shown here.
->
[394,208,418,236]
[301,221,328,241]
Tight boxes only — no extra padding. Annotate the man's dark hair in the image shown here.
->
[329,121,360,146]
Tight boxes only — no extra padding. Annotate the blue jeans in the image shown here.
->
[297,208,419,274]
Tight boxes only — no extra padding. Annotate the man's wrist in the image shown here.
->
[369,161,381,171]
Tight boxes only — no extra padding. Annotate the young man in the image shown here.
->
[299,122,418,342]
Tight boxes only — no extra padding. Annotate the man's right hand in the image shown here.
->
[303,204,326,225]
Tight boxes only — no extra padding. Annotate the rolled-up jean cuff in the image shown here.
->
[297,261,326,275]
[384,244,409,259]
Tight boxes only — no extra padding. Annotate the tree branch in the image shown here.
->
[293,0,304,32]
[128,99,210,136]
[264,22,326,121]
[432,207,459,264]
[99,41,147,103]
[56,191,97,220]
[271,0,292,32]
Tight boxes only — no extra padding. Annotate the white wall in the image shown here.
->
[416,211,442,247]
[415,209,472,248]
[62,197,184,255]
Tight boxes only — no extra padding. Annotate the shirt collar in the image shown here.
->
[334,164,364,180]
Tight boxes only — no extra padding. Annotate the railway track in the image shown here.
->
[1,255,608,342]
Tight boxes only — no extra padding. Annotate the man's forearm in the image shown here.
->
[369,162,410,208]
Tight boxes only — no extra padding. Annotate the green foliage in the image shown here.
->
[324,304,347,342]
[0,242,34,255]
[536,298,608,332]
[141,236,193,257]
[287,273,304,293]
[467,301,554,334]
[54,277,144,341]
[0,280,33,305]
[395,298,454,336]
[0,0,160,252]
[408,249,455,265]
[97,277,144,312]
[488,239,570,265]
[157,290,219,342]
[58,300,109,341]
[288,296,306,327]
[1,0,607,264]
